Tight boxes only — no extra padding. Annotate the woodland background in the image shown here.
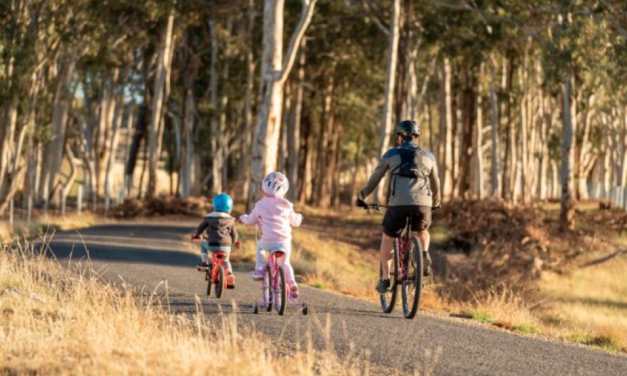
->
[2,0,627,228]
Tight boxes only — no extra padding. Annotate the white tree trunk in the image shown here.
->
[181,88,195,197]
[104,90,125,209]
[287,40,306,202]
[472,63,485,199]
[147,11,175,198]
[374,0,400,202]
[240,0,256,205]
[489,62,500,197]
[439,58,454,201]
[561,78,574,230]
[41,54,76,207]
[249,0,317,207]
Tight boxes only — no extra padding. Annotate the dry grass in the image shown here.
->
[448,287,541,334]
[0,213,103,243]
[539,255,627,352]
[0,240,364,375]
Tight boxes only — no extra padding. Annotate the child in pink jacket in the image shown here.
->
[240,172,303,298]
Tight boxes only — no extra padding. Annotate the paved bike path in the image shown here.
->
[48,220,627,375]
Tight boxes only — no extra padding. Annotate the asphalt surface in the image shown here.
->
[48,220,627,375]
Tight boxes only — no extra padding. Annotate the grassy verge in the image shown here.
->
[539,255,627,352]
[0,213,104,243]
[0,241,362,375]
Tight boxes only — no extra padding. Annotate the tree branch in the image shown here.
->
[361,0,390,36]
[277,0,319,85]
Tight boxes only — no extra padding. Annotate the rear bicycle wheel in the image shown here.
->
[379,243,399,314]
[401,237,424,319]
[215,266,225,299]
[206,270,212,296]
[264,265,273,312]
[275,267,287,316]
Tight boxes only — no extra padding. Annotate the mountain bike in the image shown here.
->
[364,203,424,319]
[252,248,308,316]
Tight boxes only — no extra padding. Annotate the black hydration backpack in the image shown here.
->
[393,147,427,179]
[390,147,429,197]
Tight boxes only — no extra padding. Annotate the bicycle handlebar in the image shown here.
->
[362,203,387,211]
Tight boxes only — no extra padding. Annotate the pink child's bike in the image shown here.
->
[252,248,308,316]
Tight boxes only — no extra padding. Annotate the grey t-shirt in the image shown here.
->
[359,141,441,207]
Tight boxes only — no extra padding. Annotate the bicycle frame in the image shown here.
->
[206,251,227,284]
[394,217,412,283]
[253,248,308,315]
[262,250,284,306]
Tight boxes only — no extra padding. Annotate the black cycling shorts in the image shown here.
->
[382,205,432,237]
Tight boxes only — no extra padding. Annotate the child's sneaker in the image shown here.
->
[248,269,264,281]
[226,272,235,289]
[289,284,299,299]
[197,261,209,271]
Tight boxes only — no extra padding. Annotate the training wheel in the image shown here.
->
[302,303,308,316]
[252,303,259,314]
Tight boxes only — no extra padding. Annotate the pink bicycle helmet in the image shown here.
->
[262,172,289,198]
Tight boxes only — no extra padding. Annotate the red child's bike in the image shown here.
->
[364,203,425,319]
[192,236,237,299]
[203,250,229,298]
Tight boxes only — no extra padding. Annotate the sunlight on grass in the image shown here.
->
[291,228,378,297]
[539,254,627,352]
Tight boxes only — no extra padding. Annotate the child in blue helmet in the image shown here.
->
[192,193,240,288]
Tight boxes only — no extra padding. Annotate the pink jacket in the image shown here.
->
[240,197,303,242]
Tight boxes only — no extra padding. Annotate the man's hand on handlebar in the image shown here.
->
[190,235,199,242]
[234,241,242,248]
[356,198,368,208]
[357,200,384,211]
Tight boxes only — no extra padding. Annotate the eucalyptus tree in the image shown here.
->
[248,0,318,208]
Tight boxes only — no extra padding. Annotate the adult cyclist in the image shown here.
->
[356,120,441,293]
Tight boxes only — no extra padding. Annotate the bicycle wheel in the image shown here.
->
[379,243,399,314]
[215,266,225,299]
[275,267,287,316]
[264,265,273,312]
[401,237,424,319]
[206,270,212,296]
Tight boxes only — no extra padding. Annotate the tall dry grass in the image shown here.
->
[0,240,363,375]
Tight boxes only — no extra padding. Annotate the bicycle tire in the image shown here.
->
[264,265,273,312]
[206,270,212,296]
[215,266,225,299]
[401,236,424,319]
[276,266,287,316]
[379,242,399,314]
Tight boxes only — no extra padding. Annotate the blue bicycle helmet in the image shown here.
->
[213,193,233,213]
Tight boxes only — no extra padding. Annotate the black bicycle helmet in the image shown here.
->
[394,120,420,139]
